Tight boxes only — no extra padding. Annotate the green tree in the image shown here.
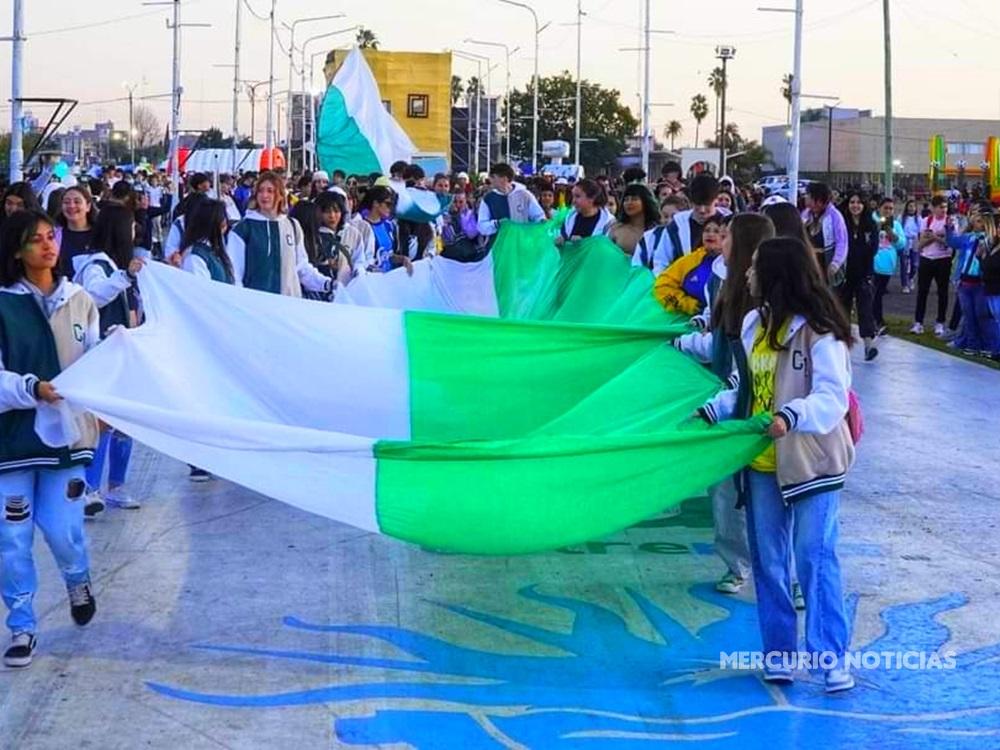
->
[451,75,465,105]
[781,73,793,123]
[703,122,772,183]
[664,120,682,151]
[690,94,709,147]
[356,27,379,49]
[708,67,726,142]
[506,71,638,173]
[194,127,232,149]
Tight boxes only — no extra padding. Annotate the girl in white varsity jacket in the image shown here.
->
[0,210,101,668]
[698,236,857,693]
[226,172,335,298]
[73,203,145,515]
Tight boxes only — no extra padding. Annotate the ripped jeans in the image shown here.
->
[0,467,91,636]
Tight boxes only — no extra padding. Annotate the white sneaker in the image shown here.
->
[83,491,105,519]
[3,632,36,669]
[715,571,746,594]
[908,322,924,334]
[825,667,855,693]
[105,488,141,510]
[933,322,946,337]
[792,582,806,611]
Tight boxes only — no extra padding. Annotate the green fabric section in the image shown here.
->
[374,222,768,555]
[316,86,383,176]
[492,221,688,328]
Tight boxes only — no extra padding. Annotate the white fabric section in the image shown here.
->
[336,254,499,316]
[44,262,415,533]
[333,48,417,173]
[178,148,270,174]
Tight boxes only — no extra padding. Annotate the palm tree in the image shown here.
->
[356,27,379,49]
[664,120,682,151]
[781,73,793,124]
[708,67,726,144]
[451,75,465,105]
[690,94,709,147]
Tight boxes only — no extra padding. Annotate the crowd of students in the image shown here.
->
[3,155,990,690]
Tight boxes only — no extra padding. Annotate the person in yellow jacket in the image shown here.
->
[654,215,726,315]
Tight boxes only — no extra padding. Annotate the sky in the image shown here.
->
[2,0,999,150]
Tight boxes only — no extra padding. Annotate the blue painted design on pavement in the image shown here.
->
[147,585,1000,748]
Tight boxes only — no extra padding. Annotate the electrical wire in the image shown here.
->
[29,0,204,37]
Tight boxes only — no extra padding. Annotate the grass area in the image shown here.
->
[884,315,1000,371]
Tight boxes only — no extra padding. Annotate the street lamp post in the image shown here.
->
[759,3,802,204]
[143,0,210,207]
[454,51,489,175]
[123,82,138,166]
[464,39,520,164]
[714,45,735,178]
[300,26,358,172]
[282,14,345,172]
[246,80,270,148]
[3,0,26,182]
[498,0,548,173]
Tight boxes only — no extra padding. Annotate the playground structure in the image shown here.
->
[928,133,1000,203]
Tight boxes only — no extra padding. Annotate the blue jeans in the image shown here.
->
[85,429,133,491]
[986,295,1000,355]
[745,470,850,661]
[0,467,91,635]
[954,283,996,352]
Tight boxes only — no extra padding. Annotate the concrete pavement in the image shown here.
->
[1,336,998,749]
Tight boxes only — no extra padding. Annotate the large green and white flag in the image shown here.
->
[47,225,768,555]
[316,47,417,176]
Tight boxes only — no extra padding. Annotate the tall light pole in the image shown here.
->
[300,27,357,172]
[231,0,241,172]
[464,39,520,164]
[498,0,547,173]
[760,3,802,204]
[574,0,583,169]
[641,0,651,177]
[246,80,270,148]
[283,14,345,172]
[883,0,893,198]
[266,0,276,155]
[454,51,486,175]
[4,0,25,182]
[124,82,138,165]
[715,45,735,178]
[144,1,209,200]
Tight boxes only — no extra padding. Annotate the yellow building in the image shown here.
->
[325,49,451,162]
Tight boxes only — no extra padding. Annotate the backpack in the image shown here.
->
[846,389,864,445]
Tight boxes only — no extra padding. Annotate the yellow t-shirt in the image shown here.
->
[749,322,788,473]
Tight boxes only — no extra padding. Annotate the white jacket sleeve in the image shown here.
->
[699,382,738,425]
[180,252,211,280]
[164,220,184,259]
[776,335,851,435]
[478,199,499,238]
[291,224,335,295]
[80,263,131,308]
[526,193,546,224]
[674,331,714,364]
[227,230,246,287]
[0,347,39,413]
[651,229,674,277]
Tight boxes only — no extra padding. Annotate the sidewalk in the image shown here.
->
[2,337,998,749]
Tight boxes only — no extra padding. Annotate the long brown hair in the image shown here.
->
[713,213,775,337]
[753,237,854,349]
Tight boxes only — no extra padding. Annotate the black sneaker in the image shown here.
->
[68,582,96,626]
[188,467,212,483]
[83,491,105,519]
[4,633,36,669]
[865,346,879,362]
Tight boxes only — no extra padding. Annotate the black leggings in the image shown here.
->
[914,256,952,325]
[838,275,876,339]
[873,273,891,327]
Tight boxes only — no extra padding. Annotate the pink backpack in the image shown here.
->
[846,389,864,445]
